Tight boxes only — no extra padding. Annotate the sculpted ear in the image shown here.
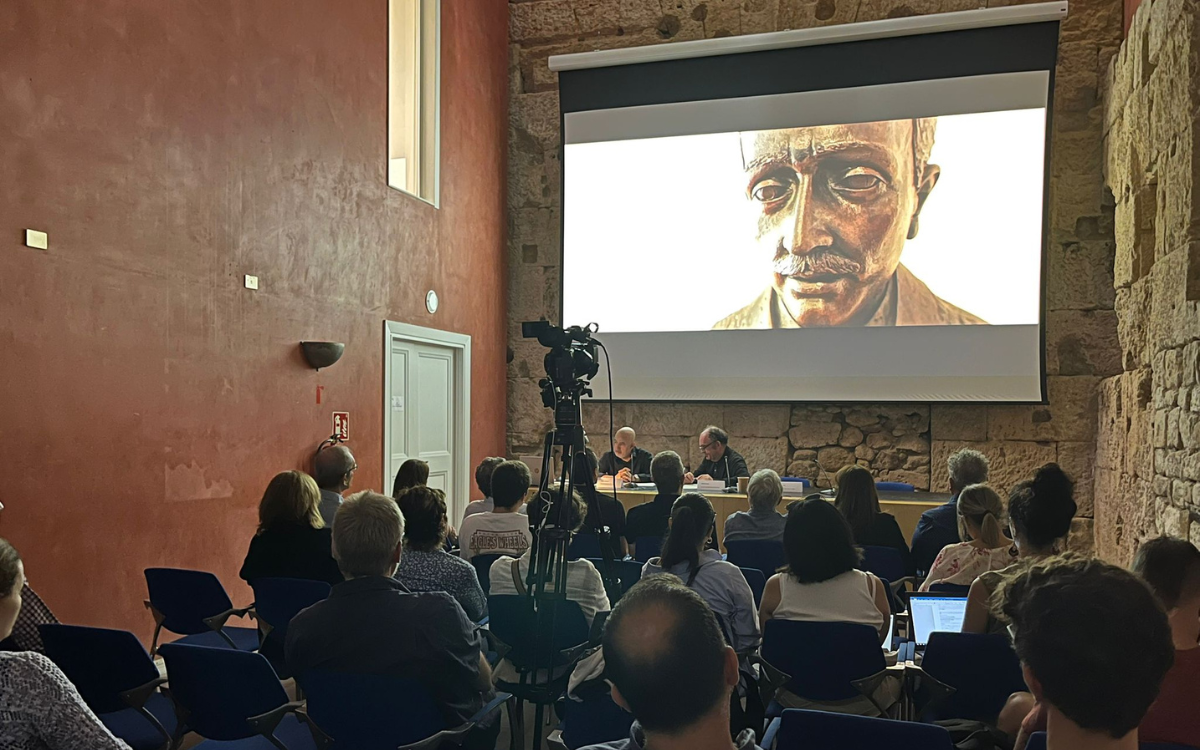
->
[908,163,941,240]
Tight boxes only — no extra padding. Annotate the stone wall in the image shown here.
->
[507,0,1126,549]
[1096,0,1200,563]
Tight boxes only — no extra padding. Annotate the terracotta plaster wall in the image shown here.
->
[0,0,508,640]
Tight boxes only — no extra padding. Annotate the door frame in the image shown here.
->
[382,320,471,515]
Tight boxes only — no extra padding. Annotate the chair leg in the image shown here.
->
[531,702,545,750]
[507,697,524,750]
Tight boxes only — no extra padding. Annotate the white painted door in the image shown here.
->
[389,340,455,498]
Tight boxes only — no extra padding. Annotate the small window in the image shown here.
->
[388,0,439,205]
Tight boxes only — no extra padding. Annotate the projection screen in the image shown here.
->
[552,4,1064,403]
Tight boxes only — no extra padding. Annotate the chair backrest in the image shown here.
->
[738,567,767,608]
[39,624,160,714]
[777,708,954,750]
[301,670,446,750]
[568,533,603,561]
[471,554,504,595]
[1025,732,1047,750]
[860,546,906,583]
[725,540,786,577]
[250,577,332,634]
[144,568,234,635]
[560,681,635,750]
[761,620,886,701]
[158,643,289,741]
[488,595,590,669]
[920,632,1028,724]
[632,536,662,562]
[928,582,972,596]
[875,482,915,492]
[585,559,643,597]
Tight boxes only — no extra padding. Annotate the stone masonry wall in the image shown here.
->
[1096,0,1200,564]
[507,0,1126,550]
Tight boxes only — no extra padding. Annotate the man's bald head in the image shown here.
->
[314,445,356,491]
[603,575,734,734]
[614,427,636,460]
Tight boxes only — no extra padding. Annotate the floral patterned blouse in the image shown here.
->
[919,542,1016,591]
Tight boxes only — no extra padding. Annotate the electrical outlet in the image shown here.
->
[24,229,48,250]
[244,274,259,290]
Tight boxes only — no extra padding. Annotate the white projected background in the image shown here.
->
[563,109,1045,331]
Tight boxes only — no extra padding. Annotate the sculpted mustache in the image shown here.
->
[772,247,863,277]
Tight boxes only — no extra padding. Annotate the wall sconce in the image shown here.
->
[300,341,345,371]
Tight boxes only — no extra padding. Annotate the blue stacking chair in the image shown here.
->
[470,553,504,595]
[875,482,916,492]
[860,546,908,582]
[1023,732,1196,750]
[585,558,643,598]
[143,568,257,655]
[558,681,634,749]
[300,670,511,750]
[567,533,603,561]
[919,632,1026,723]
[928,582,972,595]
[725,540,785,578]
[632,536,662,562]
[249,578,332,679]
[39,624,177,750]
[760,620,886,716]
[764,708,954,750]
[738,567,767,607]
[158,643,314,749]
[488,595,593,750]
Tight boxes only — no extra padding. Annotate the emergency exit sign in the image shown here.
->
[333,412,350,441]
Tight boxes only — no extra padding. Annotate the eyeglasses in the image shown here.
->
[699,441,715,450]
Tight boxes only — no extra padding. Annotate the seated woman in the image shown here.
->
[394,486,487,622]
[391,458,429,498]
[643,493,760,656]
[918,483,1014,591]
[961,463,1075,634]
[760,497,890,641]
[834,465,914,576]
[0,538,132,749]
[572,449,628,559]
[239,471,343,586]
[489,489,611,683]
[723,469,786,545]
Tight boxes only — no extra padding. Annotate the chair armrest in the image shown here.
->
[143,601,166,626]
[482,629,511,662]
[247,701,306,738]
[202,605,255,632]
[762,717,781,750]
[120,676,167,710]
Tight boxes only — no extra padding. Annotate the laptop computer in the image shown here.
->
[907,593,969,648]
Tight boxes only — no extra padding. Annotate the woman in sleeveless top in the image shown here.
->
[760,497,889,640]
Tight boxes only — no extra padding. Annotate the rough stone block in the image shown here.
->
[789,420,843,447]
[510,1,578,43]
[630,403,719,438]
[1067,517,1096,555]
[778,0,859,29]
[1057,441,1096,517]
[581,401,634,435]
[1046,310,1122,377]
[508,378,554,437]
[929,440,1058,493]
[727,437,790,475]
[723,404,791,438]
[1048,239,1118,311]
[817,446,856,470]
[839,426,865,448]
[790,405,837,426]
[1158,500,1191,536]
[930,404,988,442]
[987,377,1101,442]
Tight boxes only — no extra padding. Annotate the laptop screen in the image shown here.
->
[909,594,968,646]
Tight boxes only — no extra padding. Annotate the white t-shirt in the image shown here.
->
[458,511,533,561]
[461,497,528,523]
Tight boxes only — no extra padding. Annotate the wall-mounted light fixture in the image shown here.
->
[300,341,345,371]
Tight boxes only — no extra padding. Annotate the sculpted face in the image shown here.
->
[741,120,938,327]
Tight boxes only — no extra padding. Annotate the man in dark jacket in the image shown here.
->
[685,426,749,488]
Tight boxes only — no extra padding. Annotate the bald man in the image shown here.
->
[313,444,356,527]
[598,427,653,484]
[580,576,757,750]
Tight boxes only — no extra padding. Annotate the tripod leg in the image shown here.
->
[532,701,545,750]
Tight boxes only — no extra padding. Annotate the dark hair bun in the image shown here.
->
[1010,463,1077,547]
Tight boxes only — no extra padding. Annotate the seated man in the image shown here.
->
[461,456,506,521]
[458,461,533,562]
[626,451,685,559]
[286,491,497,748]
[579,575,761,750]
[911,447,988,576]
[684,427,749,488]
[1131,536,1200,745]
[313,444,356,528]
[994,555,1174,750]
[598,427,653,485]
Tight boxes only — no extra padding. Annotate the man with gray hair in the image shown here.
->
[722,469,785,545]
[286,491,498,748]
[313,444,356,527]
[911,448,990,576]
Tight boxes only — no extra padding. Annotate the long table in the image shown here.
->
[589,486,949,552]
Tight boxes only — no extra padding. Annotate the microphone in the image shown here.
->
[816,458,837,496]
[725,453,732,489]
